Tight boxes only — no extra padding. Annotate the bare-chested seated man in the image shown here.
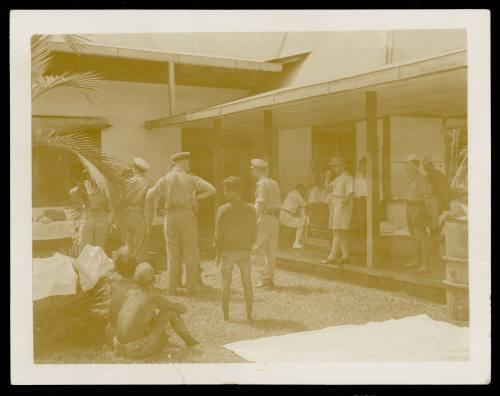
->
[113,262,198,359]
[105,247,138,345]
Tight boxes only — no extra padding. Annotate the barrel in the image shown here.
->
[443,256,469,322]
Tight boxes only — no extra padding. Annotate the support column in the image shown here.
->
[366,92,380,268]
[264,110,279,179]
[168,62,177,116]
[213,119,224,217]
[382,116,392,219]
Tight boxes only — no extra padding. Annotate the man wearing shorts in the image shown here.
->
[214,177,257,322]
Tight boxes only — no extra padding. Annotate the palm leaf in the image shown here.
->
[31,34,104,100]
[32,71,104,101]
[34,131,146,242]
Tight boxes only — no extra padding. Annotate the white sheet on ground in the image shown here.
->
[224,315,469,362]
[74,245,114,292]
[33,253,78,301]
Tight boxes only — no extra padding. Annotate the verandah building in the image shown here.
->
[32,30,467,277]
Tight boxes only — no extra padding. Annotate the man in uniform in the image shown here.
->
[123,157,153,263]
[250,159,282,288]
[404,154,433,272]
[145,152,215,295]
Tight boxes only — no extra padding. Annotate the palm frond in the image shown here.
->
[34,131,146,242]
[61,34,91,54]
[32,71,104,100]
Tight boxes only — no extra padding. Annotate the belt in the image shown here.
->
[406,200,426,207]
[264,208,280,216]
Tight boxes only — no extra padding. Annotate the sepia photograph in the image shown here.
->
[10,10,490,384]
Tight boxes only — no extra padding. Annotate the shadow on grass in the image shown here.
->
[246,318,307,332]
[271,284,329,296]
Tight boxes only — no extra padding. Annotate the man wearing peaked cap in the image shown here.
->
[404,153,432,272]
[132,157,151,172]
[250,158,269,169]
[145,151,215,295]
[123,157,154,263]
[171,152,191,162]
[250,158,281,289]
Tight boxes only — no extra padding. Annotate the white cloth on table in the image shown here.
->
[224,314,469,363]
[73,245,114,291]
[32,220,77,240]
[33,253,78,300]
[328,171,354,230]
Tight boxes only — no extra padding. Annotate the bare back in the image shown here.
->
[116,288,158,343]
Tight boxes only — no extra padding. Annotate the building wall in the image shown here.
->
[278,127,312,195]
[32,80,248,181]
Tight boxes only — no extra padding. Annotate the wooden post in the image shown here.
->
[366,92,380,268]
[264,110,279,179]
[168,62,177,116]
[382,116,392,219]
[213,119,224,217]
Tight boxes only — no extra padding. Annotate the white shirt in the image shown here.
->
[329,171,354,198]
[354,173,367,198]
[281,190,306,215]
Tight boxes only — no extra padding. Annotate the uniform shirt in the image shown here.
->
[354,173,367,198]
[281,190,306,216]
[145,166,215,219]
[72,181,111,214]
[255,175,281,209]
[214,200,257,254]
[307,185,328,204]
[405,173,432,201]
[329,171,354,199]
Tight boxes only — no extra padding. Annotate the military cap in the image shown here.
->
[134,262,155,285]
[250,158,269,169]
[132,157,150,172]
[329,156,347,166]
[405,153,421,163]
[171,152,191,162]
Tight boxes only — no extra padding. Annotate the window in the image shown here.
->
[32,129,101,207]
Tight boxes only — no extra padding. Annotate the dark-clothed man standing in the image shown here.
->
[145,152,215,295]
[404,154,432,272]
[250,159,281,288]
[215,176,257,322]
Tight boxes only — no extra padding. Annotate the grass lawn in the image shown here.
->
[34,260,449,364]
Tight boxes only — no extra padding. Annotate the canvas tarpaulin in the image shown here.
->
[33,253,78,301]
[224,315,469,362]
[74,245,114,292]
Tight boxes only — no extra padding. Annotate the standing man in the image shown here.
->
[123,157,153,263]
[215,176,257,322]
[353,156,367,255]
[145,152,215,295]
[250,159,282,289]
[70,169,111,253]
[422,155,451,242]
[404,154,433,272]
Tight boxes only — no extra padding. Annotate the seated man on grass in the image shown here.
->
[112,262,198,359]
[215,176,257,322]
